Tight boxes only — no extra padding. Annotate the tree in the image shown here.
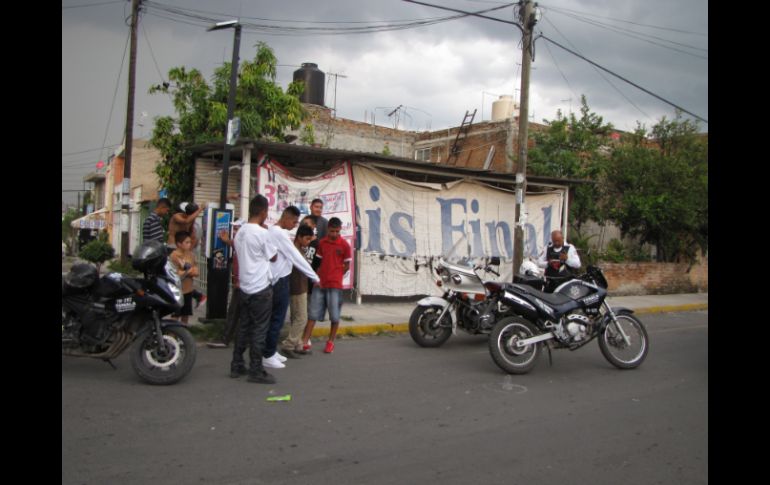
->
[149,42,306,202]
[604,113,707,263]
[79,232,116,274]
[62,208,79,243]
[527,96,614,241]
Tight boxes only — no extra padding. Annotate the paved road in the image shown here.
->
[62,311,707,485]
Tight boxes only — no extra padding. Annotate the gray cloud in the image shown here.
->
[62,0,707,205]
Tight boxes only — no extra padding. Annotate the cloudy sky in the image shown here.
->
[62,0,708,206]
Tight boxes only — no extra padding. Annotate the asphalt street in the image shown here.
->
[62,310,707,485]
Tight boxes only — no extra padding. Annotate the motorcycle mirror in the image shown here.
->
[489,256,501,266]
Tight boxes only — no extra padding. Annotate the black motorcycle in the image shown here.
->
[486,265,649,374]
[62,240,197,385]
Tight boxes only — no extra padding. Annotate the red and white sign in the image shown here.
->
[257,160,356,289]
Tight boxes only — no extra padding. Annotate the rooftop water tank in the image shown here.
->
[293,62,325,106]
[491,95,519,121]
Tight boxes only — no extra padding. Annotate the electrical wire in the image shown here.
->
[545,7,707,60]
[97,27,131,167]
[62,144,120,157]
[62,1,124,9]
[540,34,706,123]
[541,16,652,122]
[541,4,708,37]
[142,1,517,36]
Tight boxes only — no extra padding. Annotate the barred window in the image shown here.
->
[414,147,431,162]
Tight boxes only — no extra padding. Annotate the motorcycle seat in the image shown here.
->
[511,284,573,306]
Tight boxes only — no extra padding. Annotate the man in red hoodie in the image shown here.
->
[301,217,351,354]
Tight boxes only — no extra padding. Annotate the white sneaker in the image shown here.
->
[262,355,286,369]
[273,352,288,363]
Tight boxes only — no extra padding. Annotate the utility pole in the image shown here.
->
[120,0,141,264]
[206,20,242,319]
[513,0,536,275]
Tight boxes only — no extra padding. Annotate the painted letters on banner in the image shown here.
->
[257,160,356,289]
[352,164,563,296]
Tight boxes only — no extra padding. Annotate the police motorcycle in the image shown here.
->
[62,240,197,385]
[408,235,519,347]
[487,264,649,374]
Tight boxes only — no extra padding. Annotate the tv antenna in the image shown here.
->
[327,71,348,118]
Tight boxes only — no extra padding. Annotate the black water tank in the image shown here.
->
[293,63,325,106]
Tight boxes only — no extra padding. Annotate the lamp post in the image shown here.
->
[206,19,241,319]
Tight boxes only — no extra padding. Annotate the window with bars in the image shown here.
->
[414,147,431,162]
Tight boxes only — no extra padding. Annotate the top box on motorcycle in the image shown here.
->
[131,240,167,273]
[65,263,99,289]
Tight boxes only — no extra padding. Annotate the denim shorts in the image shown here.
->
[308,288,343,322]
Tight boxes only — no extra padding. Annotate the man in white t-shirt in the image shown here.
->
[262,206,319,369]
[230,195,279,384]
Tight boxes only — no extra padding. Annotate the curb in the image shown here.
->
[319,303,708,337]
[310,323,409,338]
[631,303,708,315]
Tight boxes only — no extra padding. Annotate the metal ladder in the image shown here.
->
[447,109,476,166]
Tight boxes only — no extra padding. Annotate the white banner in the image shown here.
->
[352,164,563,296]
[257,160,356,289]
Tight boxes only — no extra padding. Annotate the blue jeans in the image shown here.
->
[309,287,343,322]
[231,286,273,375]
[263,275,291,358]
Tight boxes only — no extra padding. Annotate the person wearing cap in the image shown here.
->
[207,218,245,349]
[167,202,203,255]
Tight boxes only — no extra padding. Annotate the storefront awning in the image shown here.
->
[70,208,108,229]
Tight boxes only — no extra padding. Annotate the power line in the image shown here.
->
[541,16,652,122]
[540,34,706,123]
[546,8,707,60]
[540,4,708,37]
[62,144,120,157]
[98,27,131,167]
[62,1,124,9]
[142,1,517,36]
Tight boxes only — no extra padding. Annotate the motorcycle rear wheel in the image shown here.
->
[488,316,540,374]
[409,305,452,348]
[598,313,649,369]
[130,325,197,385]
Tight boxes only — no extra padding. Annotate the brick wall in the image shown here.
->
[600,259,708,295]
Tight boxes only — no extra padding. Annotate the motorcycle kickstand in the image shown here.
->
[545,343,553,367]
[102,359,117,370]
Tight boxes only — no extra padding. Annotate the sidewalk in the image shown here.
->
[192,291,708,339]
[63,256,707,338]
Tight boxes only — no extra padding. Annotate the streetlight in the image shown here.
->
[206,19,241,320]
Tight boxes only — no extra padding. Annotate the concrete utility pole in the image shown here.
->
[120,0,141,264]
[513,0,536,275]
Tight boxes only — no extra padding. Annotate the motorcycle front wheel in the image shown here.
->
[408,305,453,348]
[130,324,197,385]
[598,313,649,369]
[488,316,540,374]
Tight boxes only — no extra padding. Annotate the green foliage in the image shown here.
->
[300,123,316,145]
[149,42,306,202]
[604,112,707,263]
[106,259,141,277]
[382,143,392,156]
[527,96,614,233]
[601,239,627,263]
[79,232,115,273]
[62,208,79,243]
